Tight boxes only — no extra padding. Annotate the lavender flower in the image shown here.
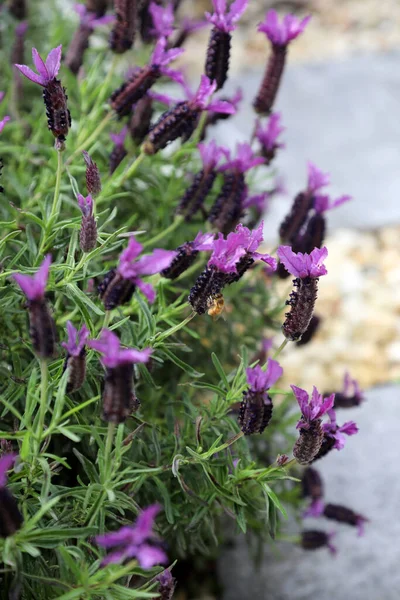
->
[89,329,152,422]
[189,222,276,315]
[278,246,328,342]
[149,2,174,39]
[110,38,183,116]
[15,46,71,146]
[65,4,114,74]
[296,314,321,346]
[313,408,358,461]
[0,116,10,134]
[323,504,368,537]
[238,359,283,435]
[301,467,324,505]
[332,372,364,409]
[143,75,234,155]
[204,87,243,132]
[307,162,330,194]
[82,151,101,197]
[161,232,214,280]
[62,322,89,392]
[96,504,167,566]
[209,143,264,234]
[110,0,138,53]
[253,10,311,114]
[300,530,336,554]
[157,570,176,600]
[291,385,334,464]
[0,454,23,538]
[86,0,109,16]
[205,0,248,90]
[176,140,227,219]
[109,127,128,174]
[98,237,176,309]
[12,255,57,358]
[255,112,285,163]
[77,193,97,252]
[9,0,26,20]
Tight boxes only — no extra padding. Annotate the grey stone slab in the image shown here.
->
[218,384,400,600]
[213,53,400,239]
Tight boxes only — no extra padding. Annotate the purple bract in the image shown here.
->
[258,10,311,46]
[74,4,115,28]
[277,246,328,279]
[77,193,94,217]
[255,112,285,152]
[219,142,265,173]
[246,359,283,392]
[149,2,175,38]
[0,454,17,488]
[198,139,229,171]
[12,255,52,301]
[307,162,330,194]
[205,0,249,33]
[15,46,62,86]
[62,322,90,357]
[323,409,358,450]
[292,385,335,430]
[89,329,152,369]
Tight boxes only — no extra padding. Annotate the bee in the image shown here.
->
[207,293,225,321]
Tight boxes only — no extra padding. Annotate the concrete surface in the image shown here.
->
[218,384,400,600]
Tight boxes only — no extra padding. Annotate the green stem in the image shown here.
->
[193,111,208,145]
[67,111,114,166]
[36,360,49,446]
[282,458,297,470]
[142,216,183,250]
[103,422,116,483]
[153,311,196,345]
[49,149,63,223]
[102,311,111,331]
[273,338,289,359]
[117,152,145,186]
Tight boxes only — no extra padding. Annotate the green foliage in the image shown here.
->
[0,4,301,599]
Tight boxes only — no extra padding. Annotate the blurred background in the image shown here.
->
[3,0,400,598]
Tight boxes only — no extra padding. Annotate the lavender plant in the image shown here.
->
[0,2,366,598]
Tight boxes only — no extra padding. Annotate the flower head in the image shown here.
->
[277,246,328,279]
[255,112,285,153]
[149,2,175,38]
[74,4,115,28]
[205,0,249,33]
[246,359,282,392]
[292,385,335,429]
[220,142,264,173]
[303,498,325,519]
[258,10,311,46]
[341,372,364,406]
[0,454,17,488]
[323,409,358,450]
[191,75,235,113]
[192,231,215,251]
[151,37,183,68]
[15,21,29,37]
[62,322,89,357]
[12,255,52,301]
[314,194,352,214]
[209,222,277,273]
[15,45,62,86]
[117,237,177,303]
[198,139,228,171]
[95,504,167,567]
[0,116,10,134]
[89,329,152,369]
[77,193,93,217]
[307,162,330,194]
[110,126,128,147]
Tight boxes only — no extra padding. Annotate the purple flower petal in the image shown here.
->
[137,544,168,569]
[303,498,325,518]
[96,526,134,548]
[207,99,235,114]
[0,116,10,134]
[134,279,156,303]
[12,255,52,301]
[291,384,310,416]
[198,140,227,170]
[62,321,89,357]
[246,359,282,391]
[45,45,62,80]
[89,329,152,368]
[149,2,175,38]
[205,0,248,32]
[255,112,285,152]
[14,64,46,86]
[277,245,328,279]
[307,162,330,194]
[0,454,17,488]
[77,193,93,217]
[32,47,49,81]
[134,249,178,276]
[259,10,310,46]
[110,125,128,147]
[192,231,215,251]
[134,504,162,543]
[219,142,264,173]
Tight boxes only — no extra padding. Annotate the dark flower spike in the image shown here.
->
[333,372,364,409]
[253,10,311,115]
[161,231,214,279]
[205,0,248,91]
[86,0,109,17]
[296,314,321,346]
[291,385,334,465]
[255,112,285,163]
[157,570,176,600]
[110,37,184,117]
[323,503,368,537]
[65,4,115,74]
[9,0,27,20]
[209,143,264,234]
[149,1,175,39]
[143,75,234,154]
[300,530,336,554]
[0,454,23,539]
[82,151,101,197]
[98,236,176,309]
[278,245,328,342]
[77,193,97,252]
[129,95,154,144]
[62,321,89,393]
[15,45,71,145]
[110,0,138,54]
[12,255,57,358]
[238,359,283,435]
[109,126,128,174]
[89,329,152,422]
[96,504,167,567]
[301,467,324,502]
[176,140,228,219]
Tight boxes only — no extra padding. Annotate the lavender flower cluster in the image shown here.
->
[0,0,367,593]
